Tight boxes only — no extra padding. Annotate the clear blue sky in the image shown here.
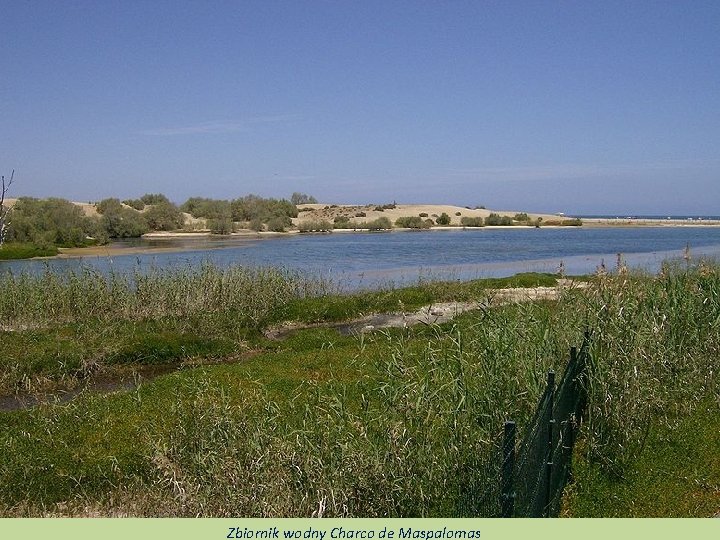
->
[2,0,719,214]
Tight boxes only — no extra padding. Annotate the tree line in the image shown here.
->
[1,191,319,250]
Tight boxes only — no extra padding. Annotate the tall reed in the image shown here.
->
[0,263,332,329]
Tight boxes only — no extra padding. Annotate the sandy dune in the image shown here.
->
[295,203,560,227]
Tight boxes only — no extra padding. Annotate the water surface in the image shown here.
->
[2,227,719,289]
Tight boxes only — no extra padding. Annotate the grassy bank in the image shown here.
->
[0,263,718,516]
[0,242,58,260]
[0,268,558,394]
[564,399,719,517]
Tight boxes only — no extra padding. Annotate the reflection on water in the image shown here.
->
[2,227,720,290]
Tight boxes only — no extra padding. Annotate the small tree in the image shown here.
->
[290,192,318,205]
[436,212,451,225]
[0,170,14,246]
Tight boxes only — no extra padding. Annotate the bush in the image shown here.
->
[364,217,392,230]
[180,198,231,219]
[460,217,484,227]
[485,213,514,226]
[95,198,123,215]
[207,217,234,235]
[6,197,100,247]
[100,205,149,238]
[332,220,355,229]
[290,192,318,205]
[144,201,185,231]
[266,216,292,232]
[541,218,582,226]
[419,213,428,217]
[455,212,461,216]
[140,193,171,205]
[231,195,298,225]
[513,213,530,222]
[436,212,451,225]
[298,220,333,232]
[122,199,145,211]
[355,212,366,218]
[395,216,431,229]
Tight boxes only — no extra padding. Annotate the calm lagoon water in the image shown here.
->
[2,227,720,290]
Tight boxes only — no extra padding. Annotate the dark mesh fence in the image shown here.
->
[453,333,590,517]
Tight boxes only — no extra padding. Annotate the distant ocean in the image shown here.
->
[577,215,720,221]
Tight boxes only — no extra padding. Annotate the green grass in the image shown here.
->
[0,242,58,259]
[0,269,558,392]
[0,263,718,516]
[0,317,247,394]
[277,272,559,324]
[564,399,720,517]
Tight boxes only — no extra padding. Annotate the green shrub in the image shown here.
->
[436,212,451,225]
[364,217,392,230]
[231,195,297,225]
[542,218,582,226]
[180,198,231,219]
[460,217,484,227]
[207,217,234,235]
[140,193,171,205]
[266,216,291,232]
[394,216,431,229]
[513,213,530,222]
[95,198,123,215]
[484,213,514,226]
[290,192,318,205]
[6,197,100,247]
[298,220,333,232]
[144,201,185,231]
[122,199,145,211]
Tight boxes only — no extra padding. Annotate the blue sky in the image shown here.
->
[1,0,719,214]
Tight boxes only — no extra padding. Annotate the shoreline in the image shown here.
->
[9,218,720,261]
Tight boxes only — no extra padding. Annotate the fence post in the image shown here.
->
[501,421,516,518]
[577,337,589,423]
[546,370,556,408]
[544,418,556,517]
[541,371,556,517]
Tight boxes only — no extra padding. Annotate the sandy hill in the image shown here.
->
[294,203,561,227]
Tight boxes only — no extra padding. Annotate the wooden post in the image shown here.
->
[544,418,556,517]
[501,421,516,518]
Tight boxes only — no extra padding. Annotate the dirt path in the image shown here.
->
[265,281,584,339]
